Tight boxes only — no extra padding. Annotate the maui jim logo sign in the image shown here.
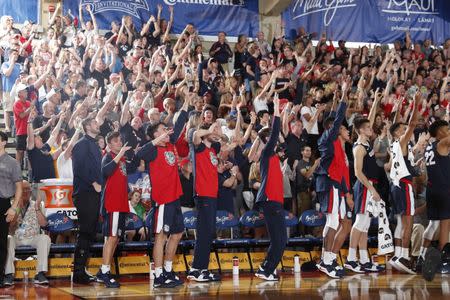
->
[81,0,150,18]
[304,213,323,223]
[163,0,244,6]
[216,214,234,225]
[243,214,264,224]
[292,0,357,26]
[184,216,197,226]
[383,0,437,16]
[47,216,70,228]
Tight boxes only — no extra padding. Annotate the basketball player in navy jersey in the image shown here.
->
[252,96,285,281]
[422,120,450,280]
[345,116,384,273]
[388,91,422,274]
[315,77,353,278]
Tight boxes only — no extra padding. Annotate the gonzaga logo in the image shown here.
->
[82,0,150,18]
[210,152,218,166]
[163,0,244,6]
[164,151,176,166]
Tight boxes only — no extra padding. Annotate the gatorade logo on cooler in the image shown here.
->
[40,179,74,209]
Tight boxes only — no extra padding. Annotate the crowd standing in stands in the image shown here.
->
[0,2,449,288]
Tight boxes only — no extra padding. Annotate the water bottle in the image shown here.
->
[149,262,155,280]
[293,255,301,273]
[23,271,29,284]
[232,256,239,275]
[315,203,320,212]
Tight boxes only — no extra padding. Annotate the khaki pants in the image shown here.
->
[221,63,229,74]
[411,224,424,257]
[5,234,51,275]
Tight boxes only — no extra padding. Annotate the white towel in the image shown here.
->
[390,140,411,187]
[367,198,394,255]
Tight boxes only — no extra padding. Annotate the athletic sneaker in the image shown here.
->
[316,260,327,272]
[33,272,49,285]
[164,270,183,286]
[95,270,119,288]
[85,269,96,282]
[187,269,211,282]
[344,260,364,273]
[153,273,178,288]
[255,266,265,278]
[259,272,279,281]
[388,256,401,271]
[202,270,221,282]
[323,261,345,279]
[396,257,416,275]
[422,247,442,281]
[361,262,384,272]
[255,266,279,281]
[331,259,344,271]
[72,271,91,284]
[441,261,450,274]
[3,274,14,286]
[414,256,424,273]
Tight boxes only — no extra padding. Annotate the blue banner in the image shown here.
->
[0,0,39,24]
[63,0,259,37]
[283,0,450,45]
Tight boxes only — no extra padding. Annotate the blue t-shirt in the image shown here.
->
[1,62,21,92]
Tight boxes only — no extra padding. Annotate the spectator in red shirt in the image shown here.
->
[13,83,33,167]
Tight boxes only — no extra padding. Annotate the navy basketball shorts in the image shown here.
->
[154,199,184,235]
[353,179,378,215]
[426,188,450,220]
[390,178,415,216]
[103,212,126,237]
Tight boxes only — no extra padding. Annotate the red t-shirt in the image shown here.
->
[195,143,219,198]
[13,100,30,136]
[328,140,350,192]
[265,155,283,203]
[148,144,183,205]
[104,153,130,212]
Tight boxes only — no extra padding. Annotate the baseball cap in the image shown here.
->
[16,83,28,92]
[46,88,56,100]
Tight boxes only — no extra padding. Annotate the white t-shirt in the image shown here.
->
[253,96,268,114]
[57,154,73,180]
[301,106,319,135]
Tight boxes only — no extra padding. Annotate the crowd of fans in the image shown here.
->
[0,2,449,286]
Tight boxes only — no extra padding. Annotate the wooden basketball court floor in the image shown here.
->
[1,271,449,299]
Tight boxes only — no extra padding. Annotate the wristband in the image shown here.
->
[15,207,21,214]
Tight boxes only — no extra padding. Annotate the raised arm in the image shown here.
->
[400,91,421,149]
[86,5,98,31]
[26,113,36,150]
[78,4,86,31]
[262,96,281,157]
[48,3,61,26]
[62,128,82,160]
[47,112,66,148]
[170,100,189,144]
[120,92,132,127]
[368,88,380,128]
